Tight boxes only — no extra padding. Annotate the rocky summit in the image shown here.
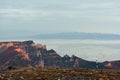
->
[0,40,120,69]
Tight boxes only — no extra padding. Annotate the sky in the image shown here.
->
[0,0,120,61]
[0,0,120,37]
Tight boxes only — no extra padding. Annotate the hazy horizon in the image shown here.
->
[34,39,120,62]
[0,0,120,37]
[0,39,120,62]
[0,0,120,62]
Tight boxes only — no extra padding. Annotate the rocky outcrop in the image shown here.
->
[103,61,120,69]
[0,40,45,66]
[0,40,119,69]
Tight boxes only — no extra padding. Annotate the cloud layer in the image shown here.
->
[0,0,120,35]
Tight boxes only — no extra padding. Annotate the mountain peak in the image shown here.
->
[0,41,120,69]
[63,54,70,58]
[23,40,34,45]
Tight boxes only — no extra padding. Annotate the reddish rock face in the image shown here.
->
[0,41,44,66]
[104,62,112,67]
[103,61,120,69]
[14,48,30,61]
[0,40,120,69]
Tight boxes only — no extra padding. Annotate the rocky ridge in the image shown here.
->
[0,40,120,69]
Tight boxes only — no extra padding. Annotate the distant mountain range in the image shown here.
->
[0,40,120,69]
[1,32,120,40]
[30,32,120,40]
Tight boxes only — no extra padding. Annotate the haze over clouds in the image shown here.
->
[0,0,120,37]
[0,0,120,61]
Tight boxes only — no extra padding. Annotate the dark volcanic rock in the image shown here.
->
[23,40,34,45]
[0,40,119,69]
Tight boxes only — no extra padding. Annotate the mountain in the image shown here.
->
[0,40,119,69]
[31,32,120,40]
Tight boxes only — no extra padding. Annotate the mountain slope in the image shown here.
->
[0,40,119,69]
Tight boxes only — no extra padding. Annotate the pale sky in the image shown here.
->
[0,0,120,37]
